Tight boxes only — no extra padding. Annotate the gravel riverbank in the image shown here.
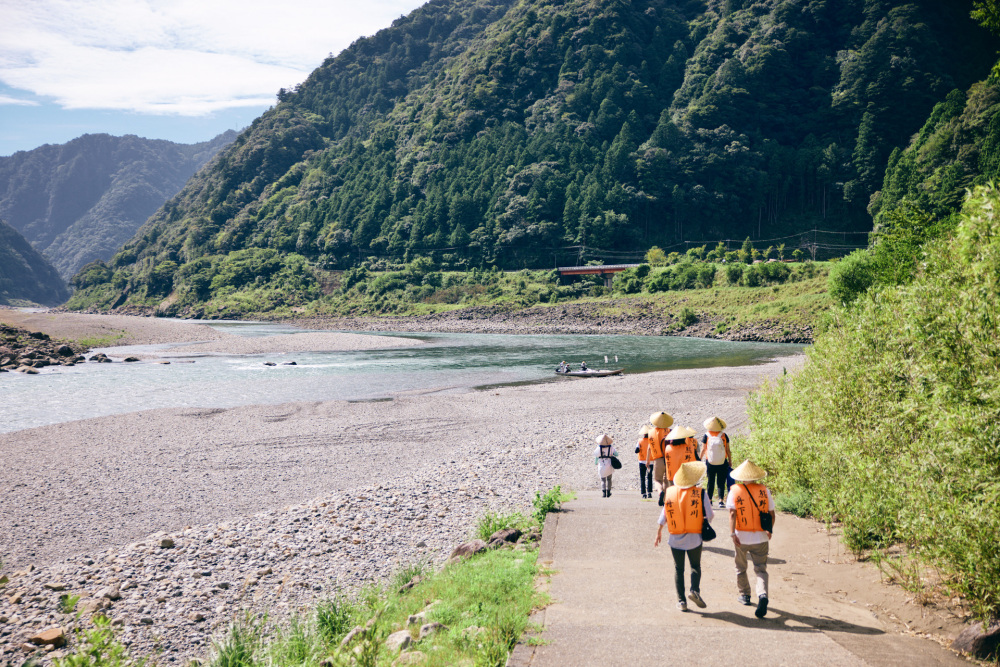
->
[0,354,803,663]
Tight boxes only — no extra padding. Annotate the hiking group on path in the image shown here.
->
[594,412,776,620]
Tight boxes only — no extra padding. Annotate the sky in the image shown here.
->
[0,0,426,156]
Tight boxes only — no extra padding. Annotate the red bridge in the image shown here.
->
[557,264,641,288]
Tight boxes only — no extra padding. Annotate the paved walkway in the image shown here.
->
[510,491,967,667]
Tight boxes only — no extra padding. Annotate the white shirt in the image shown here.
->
[726,485,775,545]
[658,488,714,550]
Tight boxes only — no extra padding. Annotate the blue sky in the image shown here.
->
[0,0,426,156]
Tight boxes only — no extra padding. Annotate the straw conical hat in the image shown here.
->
[673,461,707,488]
[596,434,613,446]
[649,411,673,428]
[666,425,697,441]
[703,416,727,431]
[730,459,767,482]
[638,425,652,437]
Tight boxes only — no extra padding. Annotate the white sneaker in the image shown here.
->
[677,600,688,611]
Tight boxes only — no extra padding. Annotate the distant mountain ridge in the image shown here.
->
[63,0,1000,316]
[0,131,237,279]
[0,219,69,307]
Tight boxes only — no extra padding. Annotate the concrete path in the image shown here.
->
[511,491,967,667]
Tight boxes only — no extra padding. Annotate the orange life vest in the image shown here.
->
[649,427,668,459]
[732,483,769,532]
[664,441,697,480]
[663,485,703,535]
[637,435,652,461]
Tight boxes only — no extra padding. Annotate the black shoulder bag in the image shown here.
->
[700,490,717,541]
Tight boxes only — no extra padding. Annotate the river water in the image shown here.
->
[1,322,802,434]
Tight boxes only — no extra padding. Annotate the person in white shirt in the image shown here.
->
[699,416,732,509]
[726,459,776,618]
[655,461,714,611]
[593,434,618,498]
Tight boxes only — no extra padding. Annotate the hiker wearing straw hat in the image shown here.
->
[654,461,713,611]
[699,416,732,509]
[635,426,655,499]
[726,459,776,618]
[663,425,699,487]
[648,411,673,506]
[593,434,619,498]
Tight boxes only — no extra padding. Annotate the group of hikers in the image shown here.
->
[593,411,775,618]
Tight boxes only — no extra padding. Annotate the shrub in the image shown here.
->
[741,185,1000,622]
[680,307,697,326]
[532,486,564,524]
[827,249,877,305]
[724,263,744,285]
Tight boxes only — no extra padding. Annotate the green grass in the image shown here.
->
[75,334,124,349]
[203,548,543,667]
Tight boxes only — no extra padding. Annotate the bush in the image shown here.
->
[827,249,877,305]
[680,307,697,326]
[723,263,744,284]
[741,185,1000,621]
[532,486,564,524]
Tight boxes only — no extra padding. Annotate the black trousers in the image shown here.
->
[638,462,653,495]
[706,462,730,501]
[670,545,702,601]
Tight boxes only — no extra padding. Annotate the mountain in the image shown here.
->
[0,220,70,307]
[66,0,999,315]
[0,130,237,279]
[872,74,1000,224]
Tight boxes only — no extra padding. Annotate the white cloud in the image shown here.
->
[0,95,39,107]
[0,0,423,115]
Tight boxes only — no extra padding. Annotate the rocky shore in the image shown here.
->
[0,324,88,374]
[0,357,801,664]
[283,301,814,344]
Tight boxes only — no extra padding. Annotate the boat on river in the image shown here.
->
[555,368,623,377]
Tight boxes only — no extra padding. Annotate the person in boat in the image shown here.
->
[699,416,732,509]
[648,411,673,506]
[726,459,776,618]
[654,460,713,611]
[593,434,618,498]
[580,361,588,371]
[557,360,569,373]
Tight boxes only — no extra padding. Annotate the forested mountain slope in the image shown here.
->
[67,0,998,314]
[0,220,69,307]
[0,131,236,279]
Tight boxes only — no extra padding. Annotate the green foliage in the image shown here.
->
[65,0,999,314]
[827,249,877,305]
[679,307,697,327]
[59,593,81,614]
[205,547,541,667]
[475,511,532,541]
[645,246,667,265]
[775,488,814,518]
[53,615,143,667]
[741,185,1000,621]
[532,485,565,524]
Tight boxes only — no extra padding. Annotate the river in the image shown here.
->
[1,322,802,434]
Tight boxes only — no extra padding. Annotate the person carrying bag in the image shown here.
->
[726,459,776,618]
[654,461,714,612]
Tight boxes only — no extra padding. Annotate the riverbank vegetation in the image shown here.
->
[740,185,1000,623]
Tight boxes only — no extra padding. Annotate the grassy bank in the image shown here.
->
[737,186,1000,623]
[51,488,568,667]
